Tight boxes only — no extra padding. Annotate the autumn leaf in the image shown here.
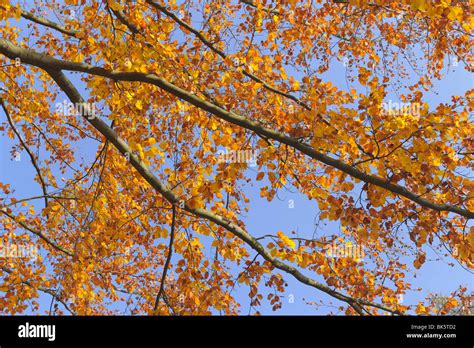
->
[277,231,296,250]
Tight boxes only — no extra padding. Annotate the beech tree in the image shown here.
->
[0,0,472,315]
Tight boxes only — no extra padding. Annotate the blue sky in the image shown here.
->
[0,1,472,315]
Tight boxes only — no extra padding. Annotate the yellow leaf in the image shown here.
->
[447,7,462,21]
[358,67,371,85]
[210,119,218,131]
[415,303,428,314]
[268,172,276,183]
[146,146,161,158]
[277,231,296,250]
[159,141,169,151]
[411,0,426,11]
[439,0,451,7]
[413,259,422,269]
[154,227,168,239]
[221,72,231,84]
[270,248,279,257]
[124,59,132,69]
[249,61,259,73]
[108,1,123,12]
[73,53,84,63]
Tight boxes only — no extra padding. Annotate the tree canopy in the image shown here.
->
[0,0,472,315]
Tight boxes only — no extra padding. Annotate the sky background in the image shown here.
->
[0,0,472,315]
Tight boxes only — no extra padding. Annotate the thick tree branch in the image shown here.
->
[42,68,402,315]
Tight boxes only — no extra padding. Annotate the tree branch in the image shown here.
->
[19,9,78,37]
[0,208,74,256]
[153,204,176,312]
[1,266,75,315]
[145,0,320,115]
[0,98,49,208]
